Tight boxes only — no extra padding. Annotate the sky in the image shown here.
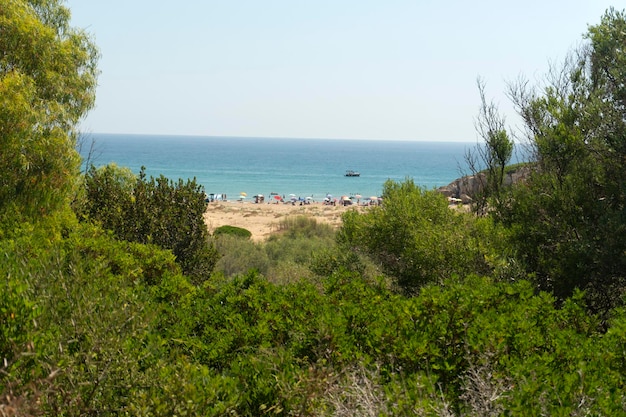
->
[66,0,622,141]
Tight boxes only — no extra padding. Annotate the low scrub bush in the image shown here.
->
[213,225,252,239]
[214,234,270,277]
[214,216,341,283]
[274,215,335,240]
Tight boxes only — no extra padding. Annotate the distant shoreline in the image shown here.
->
[79,133,474,202]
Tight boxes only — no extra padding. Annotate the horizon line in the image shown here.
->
[78,131,480,144]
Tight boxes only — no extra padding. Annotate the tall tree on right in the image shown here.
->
[498,8,626,316]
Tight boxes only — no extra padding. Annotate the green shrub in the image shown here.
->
[214,217,340,283]
[309,246,366,277]
[339,179,495,292]
[0,267,39,390]
[265,233,330,264]
[78,165,219,284]
[214,234,269,277]
[0,220,190,414]
[274,215,335,240]
[214,225,252,239]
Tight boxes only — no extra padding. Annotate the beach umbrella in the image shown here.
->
[369,196,378,200]
[240,192,247,196]
[355,194,362,199]
[273,195,282,201]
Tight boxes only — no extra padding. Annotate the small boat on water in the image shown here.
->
[345,170,360,177]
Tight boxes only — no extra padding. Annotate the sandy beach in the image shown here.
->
[203,201,369,241]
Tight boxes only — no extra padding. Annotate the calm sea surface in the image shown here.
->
[79,134,478,200]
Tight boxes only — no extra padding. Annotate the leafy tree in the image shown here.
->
[0,0,98,221]
[79,165,219,284]
[499,8,626,313]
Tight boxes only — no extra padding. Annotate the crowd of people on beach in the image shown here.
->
[204,192,382,206]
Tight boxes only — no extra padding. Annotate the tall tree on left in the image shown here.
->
[0,0,98,221]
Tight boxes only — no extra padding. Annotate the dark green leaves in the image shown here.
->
[78,165,219,284]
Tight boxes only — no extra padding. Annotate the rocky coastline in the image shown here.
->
[437,165,532,204]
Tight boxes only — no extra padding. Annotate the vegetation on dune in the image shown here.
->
[213,224,253,239]
[213,215,371,285]
[2,1,626,415]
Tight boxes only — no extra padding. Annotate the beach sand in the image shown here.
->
[203,201,368,241]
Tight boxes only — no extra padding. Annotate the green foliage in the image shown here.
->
[212,214,382,288]
[309,246,366,278]
[2,214,626,415]
[339,179,496,292]
[497,8,626,314]
[158,269,626,415]
[0,219,182,414]
[264,217,336,272]
[78,165,219,284]
[213,224,252,239]
[0,0,98,220]
[214,234,270,277]
[3,3,626,415]
[73,163,135,227]
[0,268,38,388]
[213,215,354,284]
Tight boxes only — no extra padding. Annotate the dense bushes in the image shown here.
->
[339,179,501,292]
[3,2,626,414]
[0,219,182,414]
[77,164,219,284]
[3,202,626,415]
[152,270,625,415]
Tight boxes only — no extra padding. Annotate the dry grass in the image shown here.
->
[321,364,390,417]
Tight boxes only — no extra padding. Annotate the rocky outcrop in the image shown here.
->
[437,165,532,202]
[503,164,532,187]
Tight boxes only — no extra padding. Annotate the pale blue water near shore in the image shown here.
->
[79,133,479,201]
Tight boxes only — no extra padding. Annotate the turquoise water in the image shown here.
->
[79,134,477,200]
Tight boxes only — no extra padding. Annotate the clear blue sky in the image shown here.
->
[66,0,620,141]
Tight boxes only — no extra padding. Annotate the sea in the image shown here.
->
[77,133,482,201]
